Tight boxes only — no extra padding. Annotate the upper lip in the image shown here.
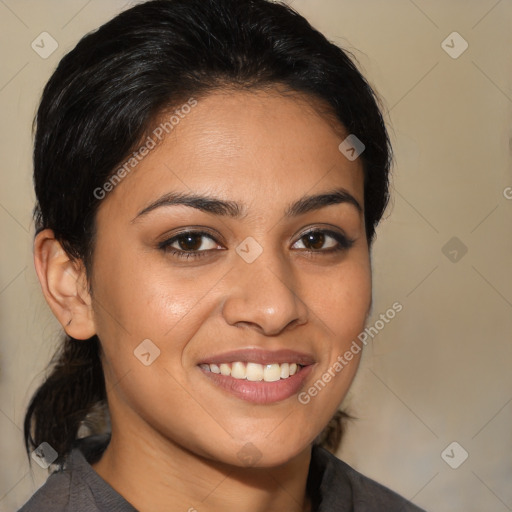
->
[197,348,315,366]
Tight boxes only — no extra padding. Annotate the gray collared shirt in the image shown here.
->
[18,436,426,511]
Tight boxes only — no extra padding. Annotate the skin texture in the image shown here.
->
[34,89,372,512]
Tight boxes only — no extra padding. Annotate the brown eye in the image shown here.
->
[301,232,326,250]
[293,229,353,252]
[176,233,204,251]
[158,231,221,260]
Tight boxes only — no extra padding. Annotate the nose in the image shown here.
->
[221,252,309,336]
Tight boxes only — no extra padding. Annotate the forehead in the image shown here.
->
[97,89,364,219]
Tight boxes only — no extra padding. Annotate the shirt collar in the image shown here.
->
[308,443,354,512]
[68,436,351,512]
[68,437,138,511]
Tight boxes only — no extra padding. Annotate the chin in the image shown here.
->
[226,436,313,469]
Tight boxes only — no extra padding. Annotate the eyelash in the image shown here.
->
[158,229,355,261]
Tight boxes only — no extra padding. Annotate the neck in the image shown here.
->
[92,415,313,512]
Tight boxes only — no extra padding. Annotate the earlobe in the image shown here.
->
[34,229,96,340]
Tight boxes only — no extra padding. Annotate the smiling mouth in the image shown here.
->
[199,362,304,382]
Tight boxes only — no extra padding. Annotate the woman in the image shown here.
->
[19,0,426,510]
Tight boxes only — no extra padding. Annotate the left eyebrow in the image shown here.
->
[131,187,362,223]
[284,189,362,217]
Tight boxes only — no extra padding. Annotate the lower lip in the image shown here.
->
[198,364,314,404]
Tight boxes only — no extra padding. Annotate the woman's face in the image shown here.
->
[90,89,371,467]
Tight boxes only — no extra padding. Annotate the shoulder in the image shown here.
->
[310,444,426,511]
[17,435,112,512]
[17,469,71,512]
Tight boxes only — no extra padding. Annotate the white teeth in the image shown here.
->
[263,363,281,382]
[246,362,264,381]
[200,361,303,381]
[231,361,246,379]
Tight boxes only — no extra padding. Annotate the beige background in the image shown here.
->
[1,0,511,511]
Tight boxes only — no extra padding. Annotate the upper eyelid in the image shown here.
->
[159,230,220,248]
[161,228,350,249]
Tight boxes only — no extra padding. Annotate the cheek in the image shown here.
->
[291,258,370,438]
[131,263,232,345]
[91,241,205,335]
[308,253,371,394]
[308,252,372,343]
[90,240,231,381]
